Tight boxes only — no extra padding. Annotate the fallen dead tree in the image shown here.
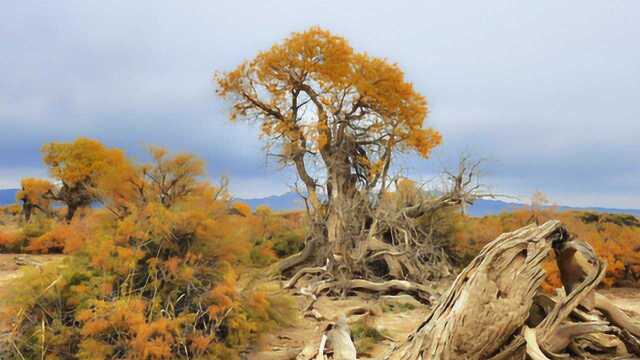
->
[382,220,640,360]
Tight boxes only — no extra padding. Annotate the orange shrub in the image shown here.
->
[453,209,640,290]
[8,145,295,359]
[0,229,25,251]
[26,223,86,253]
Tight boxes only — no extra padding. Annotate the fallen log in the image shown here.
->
[385,220,640,360]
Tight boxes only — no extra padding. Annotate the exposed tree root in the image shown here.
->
[273,238,320,276]
[595,292,640,338]
[312,279,434,305]
[275,158,489,312]
[284,263,328,289]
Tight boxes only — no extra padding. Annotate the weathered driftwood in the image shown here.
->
[385,220,640,360]
[297,315,357,360]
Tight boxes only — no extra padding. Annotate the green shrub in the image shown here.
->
[271,231,305,257]
[350,320,385,355]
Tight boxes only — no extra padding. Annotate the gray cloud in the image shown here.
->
[0,0,638,206]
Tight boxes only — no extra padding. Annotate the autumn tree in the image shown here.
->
[40,137,132,220]
[217,28,481,297]
[97,146,228,219]
[16,177,55,221]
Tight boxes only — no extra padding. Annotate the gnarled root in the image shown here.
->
[272,238,322,276]
[323,279,433,304]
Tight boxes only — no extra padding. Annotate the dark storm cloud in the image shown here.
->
[1,0,638,205]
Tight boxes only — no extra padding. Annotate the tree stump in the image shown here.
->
[386,220,640,360]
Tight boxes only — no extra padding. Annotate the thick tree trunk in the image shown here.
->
[65,204,77,222]
[385,220,640,360]
[22,203,33,222]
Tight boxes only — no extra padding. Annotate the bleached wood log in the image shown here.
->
[327,315,357,360]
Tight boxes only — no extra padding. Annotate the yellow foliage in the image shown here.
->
[208,266,237,318]
[25,221,88,253]
[0,229,25,251]
[233,202,252,217]
[216,27,441,197]
[16,177,55,209]
[42,137,129,188]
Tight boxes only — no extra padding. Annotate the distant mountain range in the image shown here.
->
[465,199,640,217]
[2,188,638,217]
[234,192,640,217]
[234,192,305,212]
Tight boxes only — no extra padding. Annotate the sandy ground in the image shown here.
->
[0,253,65,286]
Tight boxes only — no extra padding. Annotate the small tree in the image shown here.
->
[16,138,132,221]
[16,178,55,221]
[40,138,131,220]
[97,146,227,219]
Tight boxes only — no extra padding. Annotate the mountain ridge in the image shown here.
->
[3,188,639,217]
[234,191,640,217]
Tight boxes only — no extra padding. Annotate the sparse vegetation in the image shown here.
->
[350,320,386,355]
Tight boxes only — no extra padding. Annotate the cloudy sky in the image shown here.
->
[1,1,639,208]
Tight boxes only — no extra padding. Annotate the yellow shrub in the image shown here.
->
[7,145,296,359]
[0,229,25,251]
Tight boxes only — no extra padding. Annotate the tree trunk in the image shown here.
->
[22,203,33,222]
[65,204,77,222]
[386,220,640,360]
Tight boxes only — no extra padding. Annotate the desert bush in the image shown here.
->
[1,203,22,217]
[271,231,305,258]
[21,214,54,238]
[4,145,296,359]
[0,228,26,252]
[243,205,307,260]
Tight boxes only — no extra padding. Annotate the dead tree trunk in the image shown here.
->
[386,220,640,360]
